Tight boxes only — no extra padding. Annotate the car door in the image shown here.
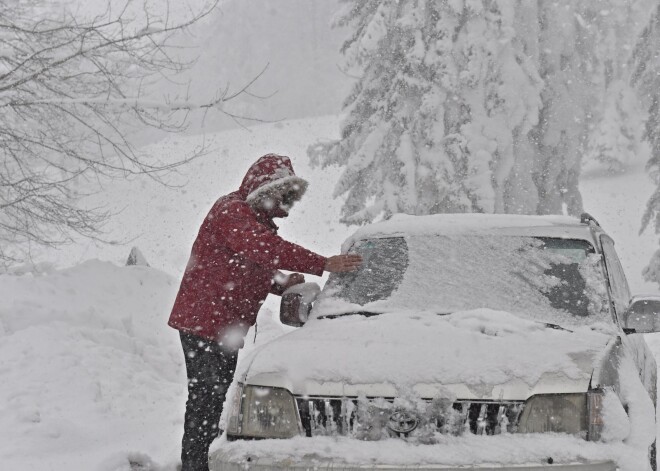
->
[601,235,657,401]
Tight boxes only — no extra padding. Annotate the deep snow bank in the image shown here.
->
[0,259,287,471]
[0,261,184,470]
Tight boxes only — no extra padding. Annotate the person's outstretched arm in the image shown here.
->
[217,200,362,275]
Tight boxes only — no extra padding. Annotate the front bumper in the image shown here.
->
[210,432,640,471]
[210,450,616,471]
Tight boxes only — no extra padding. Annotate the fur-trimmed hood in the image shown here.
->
[239,154,308,204]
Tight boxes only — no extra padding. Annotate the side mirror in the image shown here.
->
[623,295,660,333]
[280,282,321,327]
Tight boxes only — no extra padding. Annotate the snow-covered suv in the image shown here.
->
[211,214,659,471]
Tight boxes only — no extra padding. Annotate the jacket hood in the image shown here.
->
[239,154,308,203]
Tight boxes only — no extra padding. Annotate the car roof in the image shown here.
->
[342,213,599,251]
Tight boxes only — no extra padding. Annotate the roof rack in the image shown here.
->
[580,212,601,227]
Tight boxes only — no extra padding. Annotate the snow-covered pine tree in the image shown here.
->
[311,0,645,224]
[586,80,643,173]
[453,1,544,215]
[524,2,600,215]
[632,3,660,286]
[309,0,543,223]
[584,0,651,173]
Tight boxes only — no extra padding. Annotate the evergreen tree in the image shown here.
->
[527,1,599,215]
[309,0,544,223]
[586,80,643,173]
[584,0,650,173]
[310,0,646,223]
[632,3,660,286]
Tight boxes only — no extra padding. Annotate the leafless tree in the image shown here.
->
[0,0,263,264]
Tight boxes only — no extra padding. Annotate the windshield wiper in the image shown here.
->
[318,311,383,320]
[320,310,451,320]
[542,322,573,332]
[319,313,573,333]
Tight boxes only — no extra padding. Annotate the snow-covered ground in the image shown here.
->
[1,116,659,470]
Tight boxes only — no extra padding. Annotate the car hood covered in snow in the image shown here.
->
[238,309,614,400]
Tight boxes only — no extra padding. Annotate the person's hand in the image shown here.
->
[282,273,305,289]
[325,254,363,273]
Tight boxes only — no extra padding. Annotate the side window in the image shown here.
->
[600,237,631,316]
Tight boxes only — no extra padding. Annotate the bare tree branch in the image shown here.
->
[0,0,268,265]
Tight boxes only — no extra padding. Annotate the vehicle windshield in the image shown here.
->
[313,235,610,328]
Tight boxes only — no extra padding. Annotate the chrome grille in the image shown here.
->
[296,397,524,438]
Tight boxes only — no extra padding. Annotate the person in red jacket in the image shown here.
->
[168,154,361,471]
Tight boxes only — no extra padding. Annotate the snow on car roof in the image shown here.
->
[343,213,595,251]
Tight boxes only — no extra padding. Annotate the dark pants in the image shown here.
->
[179,332,239,471]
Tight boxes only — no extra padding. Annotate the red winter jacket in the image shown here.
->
[168,155,327,343]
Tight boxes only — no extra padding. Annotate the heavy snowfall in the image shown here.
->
[3,0,660,470]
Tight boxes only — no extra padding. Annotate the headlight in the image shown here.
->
[227,384,302,439]
[517,391,604,440]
